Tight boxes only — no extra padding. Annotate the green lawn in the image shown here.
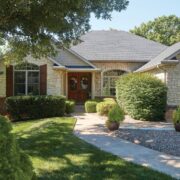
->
[13,117,173,180]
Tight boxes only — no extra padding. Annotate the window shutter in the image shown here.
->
[40,64,47,95]
[6,65,14,97]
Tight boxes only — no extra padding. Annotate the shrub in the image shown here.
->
[108,105,124,123]
[0,115,35,180]
[116,73,167,121]
[96,101,116,116]
[65,100,75,114]
[6,95,66,121]
[103,98,116,103]
[85,100,98,113]
[173,107,180,124]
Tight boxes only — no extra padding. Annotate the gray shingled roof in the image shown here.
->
[70,30,167,62]
[136,42,180,72]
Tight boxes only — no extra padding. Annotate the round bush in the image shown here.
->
[65,100,75,114]
[0,115,35,180]
[96,101,116,116]
[85,101,98,113]
[108,105,124,123]
[116,73,167,121]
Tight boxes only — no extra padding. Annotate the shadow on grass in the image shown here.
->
[13,118,173,180]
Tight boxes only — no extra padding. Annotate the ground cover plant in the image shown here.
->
[13,117,173,180]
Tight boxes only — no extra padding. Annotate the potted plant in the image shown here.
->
[106,105,125,131]
[173,107,180,132]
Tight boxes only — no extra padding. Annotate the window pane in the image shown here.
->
[28,72,39,84]
[110,77,118,87]
[103,77,110,96]
[14,72,26,83]
[15,62,39,70]
[15,84,26,95]
[110,88,116,96]
[28,84,39,95]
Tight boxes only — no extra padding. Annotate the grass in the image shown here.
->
[13,117,173,180]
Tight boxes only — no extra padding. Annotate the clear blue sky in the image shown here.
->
[90,0,180,31]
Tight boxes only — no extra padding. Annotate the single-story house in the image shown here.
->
[0,30,180,115]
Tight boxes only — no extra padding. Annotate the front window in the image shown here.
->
[103,70,125,96]
[14,62,40,95]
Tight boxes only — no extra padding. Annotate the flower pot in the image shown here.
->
[174,123,180,132]
[106,121,120,131]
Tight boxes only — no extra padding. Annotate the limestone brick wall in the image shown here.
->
[166,63,180,106]
[0,61,6,97]
[147,69,166,82]
[92,62,145,96]
[93,62,145,72]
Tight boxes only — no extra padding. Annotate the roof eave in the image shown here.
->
[136,60,180,73]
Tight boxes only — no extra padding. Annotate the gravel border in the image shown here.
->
[116,129,180,157]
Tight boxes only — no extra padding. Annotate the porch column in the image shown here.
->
[91,72,95,99]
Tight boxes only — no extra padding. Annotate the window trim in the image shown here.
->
[13,66,40,96]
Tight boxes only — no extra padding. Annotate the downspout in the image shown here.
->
[157,64,167,84]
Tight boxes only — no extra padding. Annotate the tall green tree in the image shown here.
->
[0,0,129,63]
[130,15,180,46]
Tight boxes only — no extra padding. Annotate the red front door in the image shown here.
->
[68,72,91,102]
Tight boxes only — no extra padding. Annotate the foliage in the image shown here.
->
[173,107,180,124]
[12,117,172,179]
[116,73,167,121]
[96,101,116,116]
[103,98,116,103]
[0,115,35,180]
[0,0,129,63]
[6,95,66,121]
[130,15,180,45]
[108,105,124,123]
[65,100,75,114]
[85,100,99,113]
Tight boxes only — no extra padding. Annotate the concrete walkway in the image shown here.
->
[73,112,180,179]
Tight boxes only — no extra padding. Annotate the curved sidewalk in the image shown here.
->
[73,112,180,179]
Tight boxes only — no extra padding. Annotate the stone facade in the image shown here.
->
[0,57,64,98]
[166,63,180,106]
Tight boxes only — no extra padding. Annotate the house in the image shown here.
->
[0,30,180,114]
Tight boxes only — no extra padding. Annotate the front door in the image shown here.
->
[68,72,91,102]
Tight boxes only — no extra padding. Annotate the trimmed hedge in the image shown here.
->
[116,73,167,121]
[65,100,75,114]
[108,105,124,123]
[85,101,98,113]
[6,95,66,121]
[96,101,116,116]
[0,115,35,180]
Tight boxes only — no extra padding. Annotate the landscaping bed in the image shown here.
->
[116,129,180,156]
